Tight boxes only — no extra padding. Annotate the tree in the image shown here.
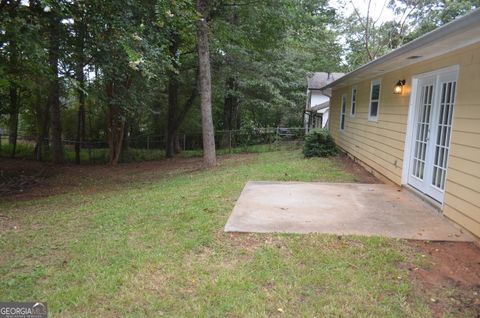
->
[392,0,480,42]
[196,0,216,167]
[7,25,20,157]
[2,0,24,157]
[162,0,199,158]
[339,0,412,69]
[0,0,347,165]
[46,3,65,163]
[69,0,90,164]
[89,0,160,165]
[210,0,341,129]
[340,0,479,70]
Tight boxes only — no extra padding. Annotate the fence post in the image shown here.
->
[147,135,150,150]
[183,134,186,151]
[229,130,232,153]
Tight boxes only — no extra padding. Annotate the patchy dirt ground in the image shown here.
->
[0,152,377,202]
[405,241,480,317]
[0,154,255,201]
[334,153,380,184]
[0,160,48,197]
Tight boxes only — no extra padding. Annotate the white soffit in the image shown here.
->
[322,9,480,89]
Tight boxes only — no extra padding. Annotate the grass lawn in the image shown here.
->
[0,150,458,317]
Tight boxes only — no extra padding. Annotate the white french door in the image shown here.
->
[408,68,458,203]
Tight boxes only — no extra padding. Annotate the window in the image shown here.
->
[340,94,346,131]
[369,79,381,121]
[350,87,357,117]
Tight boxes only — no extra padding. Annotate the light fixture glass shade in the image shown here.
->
[393,80,405,94]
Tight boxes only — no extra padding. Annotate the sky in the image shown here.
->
[331,0,397,23]
[329,0,398,64]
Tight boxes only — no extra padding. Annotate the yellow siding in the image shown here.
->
[329,42,480,238]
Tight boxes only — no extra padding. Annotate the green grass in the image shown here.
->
[0,150,432,317]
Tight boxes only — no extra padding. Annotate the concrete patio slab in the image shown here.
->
[224,181,473,241]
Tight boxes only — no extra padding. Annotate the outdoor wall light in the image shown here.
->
[394,80,406,94]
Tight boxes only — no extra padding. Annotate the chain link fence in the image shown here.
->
[0,127,306,164]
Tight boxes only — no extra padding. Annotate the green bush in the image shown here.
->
[303,128,338,158]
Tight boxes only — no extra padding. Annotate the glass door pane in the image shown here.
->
[412,84,434,180]
[431,81,456,190]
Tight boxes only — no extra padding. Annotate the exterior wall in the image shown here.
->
[329,42,480,237]
[322,109,329,128]
[310,91,329,108]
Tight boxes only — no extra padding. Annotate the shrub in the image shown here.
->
[303,128,338,158]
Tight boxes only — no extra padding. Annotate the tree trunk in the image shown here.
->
[221,77,239,147]
[165,131,176,158]
[75,86,86,164]
[48,11,64,164]
[107,107,125,165]
[196,0,216,167]
[7,17,19,157]
[33,88,50,161]
[74,17,87,165]
[174,134,182,153]
[106,81,126,165]
[29,0,48,161]
[220,9,240,148]
[165,31,198,158]
[34,104,50,161]
[8,85,19,157]
[118,118,131,162]
[166,85,198,158]
[165,32,180,158]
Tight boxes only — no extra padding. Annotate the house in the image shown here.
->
[321,10,480,238]
[304,72,344,131]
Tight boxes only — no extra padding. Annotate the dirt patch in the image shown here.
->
[226,232,263,250]
[332,153,380,184]
[1,152,375,202]
[0,153,256,202]
[0,159,52,197]
[405,241,480,317]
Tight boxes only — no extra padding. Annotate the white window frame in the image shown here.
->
[368,79,381,122]
[339,94,347,131]
[350,86,357,117]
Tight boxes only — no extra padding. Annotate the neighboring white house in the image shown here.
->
[304,72,344,131]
